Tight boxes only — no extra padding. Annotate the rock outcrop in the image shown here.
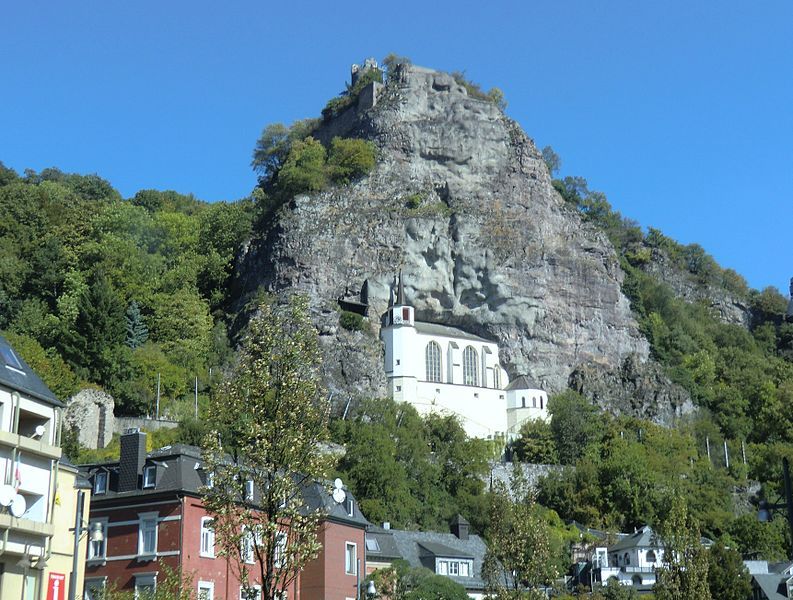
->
[237,64,658,411]
[64,388,115,449]
[568,355,693,426]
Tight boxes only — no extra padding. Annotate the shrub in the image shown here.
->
[405,193,422,209]
[277,137,328,196]
[327,137,376,184]
[339,310,365,331]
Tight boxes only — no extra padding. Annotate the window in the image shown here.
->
[436,559,471,577]
[88,520,107,561]
[200,517,215,557]
[84,578,107,600]
[206,472,214,488]
[245,479,254,502]
[459,561,469,577]
[1,344,23,371]
[143,465,156,488]
[197,581,214,600]
[274,531,287,568]
[449,561,459,575]
[346,497,355,517]
[365,537,380,552]
[437,560,447,575]
[94,471,108,495]
[138,512,158,558]
[241,528,254,564]
[532,397,536,408]
[463,346,478,386]
[646,550,657,563]
[624,552,630,566]
[240,585,261,600]
[425,341,442,382]
[345,542,357,575]
[134,574,156,599]
[493,365,501,389]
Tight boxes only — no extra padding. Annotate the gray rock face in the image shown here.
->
[64,388,115,449]
[237,64,651,406]
[568,355,694,426]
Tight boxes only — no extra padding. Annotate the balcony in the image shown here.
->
[0,512,55,537]
[0,430,61,459]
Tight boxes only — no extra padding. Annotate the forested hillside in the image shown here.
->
[0,163,253,418]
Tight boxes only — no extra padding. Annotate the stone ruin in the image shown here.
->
[64,388,115,449]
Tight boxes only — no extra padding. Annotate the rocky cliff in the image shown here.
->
[236,64,681,420]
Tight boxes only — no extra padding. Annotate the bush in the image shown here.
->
[405,193,422,209]
[277,137,328,196]
[339,310,365,331]
[327,137,376,184]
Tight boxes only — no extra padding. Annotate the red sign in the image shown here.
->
[47,573,66,600]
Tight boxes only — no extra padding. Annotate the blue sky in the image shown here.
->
[2,1,791,292]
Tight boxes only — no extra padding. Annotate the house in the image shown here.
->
[380,273,549,440]
[591,525,713,593]
[0,334,91,600]
[365,515,489,599]
[744,559,793,600]
[80,429,368,600]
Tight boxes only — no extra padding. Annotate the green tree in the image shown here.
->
[549,390,603,465]
[541,146,561,176]
[125,300,149,348]
[202,296,332,600]
[483,464,558,599]
[511,418,558,464]
[277,137,328,196]
[327,137,376,184]
[705,541,751,600]
[653,496,710,600]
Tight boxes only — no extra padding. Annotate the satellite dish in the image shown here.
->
[10,493,26,518]
[332,478,346,504]
[0,484,14,507]
[34,425,46,438]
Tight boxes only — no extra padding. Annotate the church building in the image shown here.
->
[380,274,549,439]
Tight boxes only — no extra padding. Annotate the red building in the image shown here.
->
[80,430,368,600]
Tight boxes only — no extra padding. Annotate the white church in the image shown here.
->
[379,274,549,439]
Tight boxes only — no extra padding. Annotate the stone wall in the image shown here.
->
[64,389,115,449]
[114,416,179,435]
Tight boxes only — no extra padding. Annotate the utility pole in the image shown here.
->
[706,437,711,463]
[194,376,199,419]
[724,440,730,469]
[155,372,161,420]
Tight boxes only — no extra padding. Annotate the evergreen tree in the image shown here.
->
[125,300,149,349]
[706,541,751,600]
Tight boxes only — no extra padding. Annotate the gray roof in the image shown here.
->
[504,375,543,391]
[366,526,403,561]
[414,321,492,344]
[371,527,489,591]
[0,335,62,406]
[609,526,659,552]
[81,443,367,528]
[753,573,789,600]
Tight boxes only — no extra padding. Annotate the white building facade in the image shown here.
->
[379,275,548,439]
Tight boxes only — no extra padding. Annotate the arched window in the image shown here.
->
[632,575,642,585]
[463,346,478,386]
[646,550,657,563]
[624,553,630,566]
[521,397,526,408]
[532,397,537,408]
[425,341,442,382]
[493,366,501,389]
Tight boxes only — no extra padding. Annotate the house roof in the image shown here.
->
[380,527,489,591]
[504,375,544,392]
[82,442,368,528]
[752,574,789,600]
[0,335,62,406]
[609,526,659,552]
[365,526,402,561]
[414,321,492,344]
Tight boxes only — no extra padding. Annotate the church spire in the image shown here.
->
[397,270,406,305]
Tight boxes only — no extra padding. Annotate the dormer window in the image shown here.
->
[94,471,108,495]
[143,465,156,489]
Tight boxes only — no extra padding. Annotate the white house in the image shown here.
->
[379,273,548,439]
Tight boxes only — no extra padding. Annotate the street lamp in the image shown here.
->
[69,490,105,600]
[366,580,377,598]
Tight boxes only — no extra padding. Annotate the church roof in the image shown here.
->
[414,321,492,344]
[504,375,543,391]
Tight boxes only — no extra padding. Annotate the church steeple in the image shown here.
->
[385,271,414,327]
[397,270,406,306]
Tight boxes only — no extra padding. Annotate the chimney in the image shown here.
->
[119,428,147,492]
[451,514,469,540]
[382,522,390,530]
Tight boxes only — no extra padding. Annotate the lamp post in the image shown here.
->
[68,490,105,600]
